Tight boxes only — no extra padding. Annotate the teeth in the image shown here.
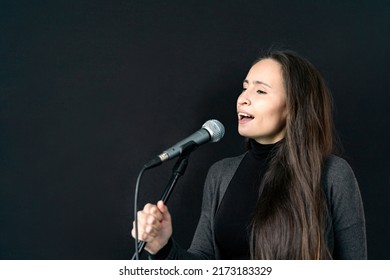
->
[238,112,254,118]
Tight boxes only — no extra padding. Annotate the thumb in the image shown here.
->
[157,200,171,221]
[157,200,168,214]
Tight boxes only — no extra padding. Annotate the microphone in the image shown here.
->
[144,119,225,169]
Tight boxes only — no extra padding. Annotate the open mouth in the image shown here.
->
[238,112,254,121]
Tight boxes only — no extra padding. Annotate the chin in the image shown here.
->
[238,129,253,139]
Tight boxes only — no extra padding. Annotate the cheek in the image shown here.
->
[269,105,284,116]
[279,104,288,122]
[267,102,287,125]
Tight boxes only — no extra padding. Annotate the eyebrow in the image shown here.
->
[243,79,272,89]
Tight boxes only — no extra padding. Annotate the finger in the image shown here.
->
[157,200,171,222]
[143,204,163,221]
[135,212,163,236]
[145,214,163,228]
[132,223,159,241]
[137,211,162,227]
[156,200,167,213]
[143,203,157,212]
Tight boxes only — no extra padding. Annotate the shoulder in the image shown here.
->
[323,154,354,174]
[322,155,357,188]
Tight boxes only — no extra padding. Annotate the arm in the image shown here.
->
[325,156,367,259]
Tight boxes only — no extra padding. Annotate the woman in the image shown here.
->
[132,50,367,259]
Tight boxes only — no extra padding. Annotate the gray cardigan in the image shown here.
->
[157,154,367,260]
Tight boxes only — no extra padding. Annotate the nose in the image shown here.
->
[237,90,250,106]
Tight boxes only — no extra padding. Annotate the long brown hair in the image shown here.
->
[249,50,335,259]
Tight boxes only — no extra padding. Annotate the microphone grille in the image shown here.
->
[202,119,225,143]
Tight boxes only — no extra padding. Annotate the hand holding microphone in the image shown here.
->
[131,201,172,255]
[132,119,225,258]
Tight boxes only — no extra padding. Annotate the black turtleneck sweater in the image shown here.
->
[214,139,278,259]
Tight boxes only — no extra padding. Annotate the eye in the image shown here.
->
[257,90,267,94]
[242,87,247,92]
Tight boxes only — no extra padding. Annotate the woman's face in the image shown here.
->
[237,58,287,144]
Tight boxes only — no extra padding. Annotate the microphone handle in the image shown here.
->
[132,155,189,260]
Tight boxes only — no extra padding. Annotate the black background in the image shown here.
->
[1,0,389,259]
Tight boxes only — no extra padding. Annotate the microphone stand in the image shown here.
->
[131,142,195,260]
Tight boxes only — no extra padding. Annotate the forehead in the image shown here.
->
[245,59,283,85]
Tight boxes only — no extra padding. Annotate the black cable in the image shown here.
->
[133,166,147,260]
